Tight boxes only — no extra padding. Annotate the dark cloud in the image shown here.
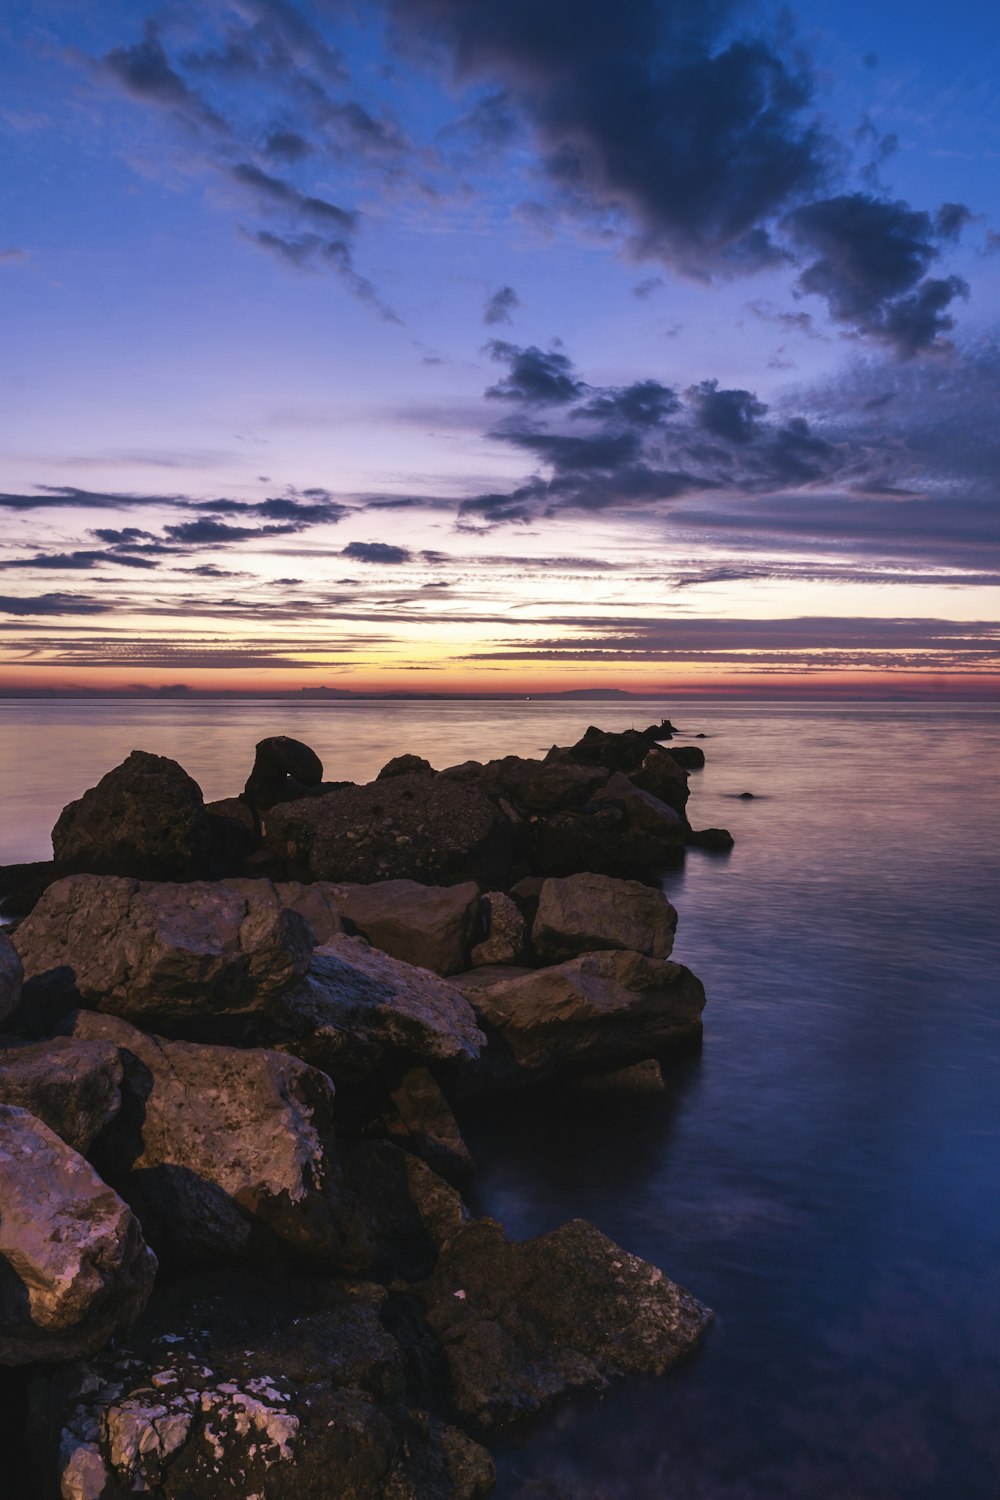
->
[341,541,412,564]
[571,379,681,427]
[784,194,969,354]
[687,379,768,444]
[483,284,520,325]
[163,519,302,544]
[935,203,973,240]
[102,23,226,129]
[263,128,314,160]
[0,551,160,571]
[91,527,157,544]
[485,340,584,404]
[231,162,356,230]
[0,593,112,616]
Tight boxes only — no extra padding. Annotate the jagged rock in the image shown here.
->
[554,726,655,775]
[532,873,677,961]
[0,1037,123,1154]
[0,1104,156,1365]
[263,773,512,888]
[471,891,527,967]
[261,935,486,1083]
[0,932,22,1026]
[14,876,314,1030]
[412,1216,710,1430]
[687,826,735,851]
[377,753,434,779]
[455,949,705,1086]
[64,1012,350,1270]
[590,771,685,837]
[384,1067,474,1182]
[665,745,706,769]
[441,756,608,816]
[51,750,217,881]
[326,879,480,976]
[28,1268,495,1499]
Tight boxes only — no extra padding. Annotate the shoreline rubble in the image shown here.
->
[0,722,729,1498]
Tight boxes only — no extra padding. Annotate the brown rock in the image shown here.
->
[326,879,480,976]
[532,873,677,960]
[0,1104,156,1365]
[470,891,527,966]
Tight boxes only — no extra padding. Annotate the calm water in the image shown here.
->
[2,699,999,1498]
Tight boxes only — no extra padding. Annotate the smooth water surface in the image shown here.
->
[2,699,999,1498]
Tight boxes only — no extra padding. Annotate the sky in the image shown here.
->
[1,0,999,697]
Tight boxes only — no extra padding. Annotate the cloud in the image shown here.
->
[264,128,313,160]
[341,541,412,564]
[0,248,28,265]
[162,519,302,544]
[485,340,584,404]
[102,23,226,130]
[0,551,160,571]
[687,379,768,444]
[784,193,969,353]
[0,593,112,616]
[572,379,681,427]
[483,284,520,325]
[632,276,664,300]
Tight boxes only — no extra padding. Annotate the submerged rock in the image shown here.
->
[412,1216,710,1430]
[532,873,678,961]
[0,1104,155,1365]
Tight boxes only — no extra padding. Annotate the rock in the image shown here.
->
[263,773,512,889]
[456,949,705,1087]
[470,891,527,966]
[384,1067,474,1183]
[568,1059,666,1094]
[340,1138,469,1282]
[665,745,706,769]
[641,719,676,739]
[327,879,480,976]
[203,795,260,864]
[629,745,690,817]
[377,753,434,778]
[442,756,608,816]
[0,1104,156,1365]
[0,860,60,918]
[29,1268,495,1499]
[739,791,756,799]
[14,876,314,1031]
[0,1036,123,1154]
[243,734,324,812]
[531,801,683,879]
[0,931,22,1026]
[51,750,218,881]
[687,827,735,851]
[262,935,486,1084]
[532,873,678,961]
[412,1216,710,1430]
[64,1012,350,1270]
[589,771,685,837]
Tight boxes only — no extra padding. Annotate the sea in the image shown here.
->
[2,697,999,1499]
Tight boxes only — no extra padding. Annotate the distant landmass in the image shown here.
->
[0,685,655,701]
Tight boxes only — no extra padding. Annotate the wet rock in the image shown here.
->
[0,931,23,1026]
[14,876,314,1031]
[377,753,435,779]
[589,771,685,838]
[568,1059,666,1094]
[0,1104,156,1365]
[455,949,705,1087]
[687,827,735,851]
[29,1268,495,1499]
[243,734,324,812]
[412,1216,710,1430]
[264,773,512,889]
[262,935,485,1083]
[665,745,706,770]
[0,1036,123,1154]
[471,891,527,967]
[384,1067,474,1183]
[532,873,678,961]
[328,879,480,976]
[51,750,217,882]
[739,791,756,799]
[64,1012,349,1270]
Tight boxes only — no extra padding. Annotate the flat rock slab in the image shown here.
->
[413,1216,710,1430]
[29,1268,494,1500]
[456,948,706,1084]
[532,872,678,960]
[0,1036,123,1154]
[266,935,486,1082]
[0,1104,155,1365]
[65,1012,348,1269]
[14,875,314,1028]
[322,878,480,976]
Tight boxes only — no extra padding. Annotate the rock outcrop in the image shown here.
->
[412,1216,710,1430]
[0,1104,156,1365]
[532,873,678,961]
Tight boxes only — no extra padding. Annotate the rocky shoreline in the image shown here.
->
[0,722,730,1499]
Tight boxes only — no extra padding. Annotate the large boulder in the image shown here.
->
[383,1067,474,1183]
[260,935,486,1084]
[0,932,22,1026]
[532,873,678,961]
[629,745,690,817]
[28,1268,495,1500]
[470,891,527,967]
[441,756,608,816]
[413,1216,710,1430]
[325,879,481,976]
[339,1138,469,1282]
[244,734,325,812]
[0,1036,123,1154]
[0,1104,156,1365]
[455,949,705,1087]
[51,750,217,880]
[64,1012,350,1270]
[530,802,683,879]
[14,876,314,1031]
[555,731,690,818]
[262,773,512,889]
[589,771,685,837]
